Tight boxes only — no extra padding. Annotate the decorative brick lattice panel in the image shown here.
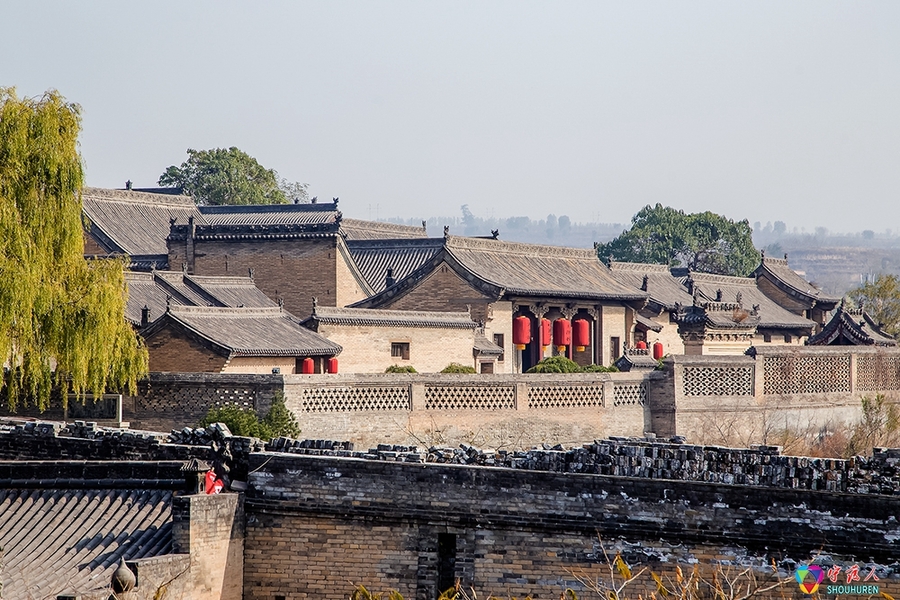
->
[613,382,647,407]
[857,355,900,391]
[142,385,257,413]
[424,385,515,410]
[683,366,753,397]
[299,386,410,412]
[527,385,604,409]
[763,355,850,395]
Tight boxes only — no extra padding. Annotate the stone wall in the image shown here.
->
[243,449,900,600]
[651,346,900,445]
[282,371,656,449]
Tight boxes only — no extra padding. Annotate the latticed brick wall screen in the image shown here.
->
[528,385,604,409]
[763,355,850,395]
[424,385,515,410]
[613,382,647,406]
[298,386,411,412]
[682,366,753,397]
[857,354,900,391]
[141,384,258,414]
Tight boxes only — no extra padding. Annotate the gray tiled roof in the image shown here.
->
[82,187,203,256]
[444,236,647,301]
[754,255,840,306]
[199,202,340,226]
[0,488,172,599]
[807,304,897,346]
[352,235,649,308]
[348,238,445,294]
[340,218,428,240]
[452,237,648,300]
[608,261,693,310]
[635,313,664,332]
[688,272,816,330]
[149,306,342,356]
[474,334,504,356]
[124,271,275,326]
[307,306,476,329]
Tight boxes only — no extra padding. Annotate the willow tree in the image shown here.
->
[0,89,148,410]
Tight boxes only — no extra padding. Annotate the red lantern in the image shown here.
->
[540,318,551,347]
[653,342,664,360]
[513,315,531,350]
[327,357,339,374]
[553,319,571,351]
[636,341,647,350]
[573,319,590,352]
[301,357,314,374]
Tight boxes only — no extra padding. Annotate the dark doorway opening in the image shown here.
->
[437,532,457,597]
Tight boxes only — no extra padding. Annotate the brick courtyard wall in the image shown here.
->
[314,322,477,374]
[145,322,230,373]
[181,237,339,319]
[243,451,900,600]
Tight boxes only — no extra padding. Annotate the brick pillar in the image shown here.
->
[172,493,245,600]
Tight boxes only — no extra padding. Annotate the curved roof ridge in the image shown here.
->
[82,186,195,207]
[608,261,672,273]
[314,306,472,320]
[167,305,284,317]
[184,274,258,285]
[445,234,598,259]
[689,272,757,286]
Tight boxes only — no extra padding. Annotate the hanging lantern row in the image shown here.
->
[514,317,592,351]
[300,357,340,374]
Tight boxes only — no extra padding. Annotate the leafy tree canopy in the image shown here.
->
[198,396,300,440]
[596,204,760,276]
[158,147,308,205]
[848,274,900,338]
[525,356,617,373]
[0,89,148,410]
[441,363,477,374]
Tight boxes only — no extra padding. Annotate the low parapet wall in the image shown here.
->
[650,347,900,444]
[281,371,658,449]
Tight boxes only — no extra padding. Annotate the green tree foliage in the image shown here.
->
[262,394,301,438]
[158,147,308,205]
[526,356,583,373]
[385,364,417,373]
[441,363,477,374]
[848,274,900,338]
[0,89,148,410]
[526,356,618,373]
[199,396,300,440]
[596,204,760,276]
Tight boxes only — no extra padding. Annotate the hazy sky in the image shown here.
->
[4,2,899,232]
